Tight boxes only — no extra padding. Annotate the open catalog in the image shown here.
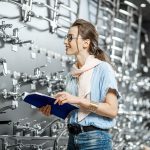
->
[22,92,78,119]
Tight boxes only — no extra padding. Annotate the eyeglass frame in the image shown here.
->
[64,34,83,42]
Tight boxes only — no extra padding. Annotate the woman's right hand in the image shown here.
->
[39,105,51,116]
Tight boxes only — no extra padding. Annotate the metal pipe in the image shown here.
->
[133,9,142,69]
[0,105,16,114]
[32,2,60,14]
[58,2,76,15]
[22,0,33,22]
[37,119,60,135]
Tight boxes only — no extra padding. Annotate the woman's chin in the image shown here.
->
[66,51,72,55]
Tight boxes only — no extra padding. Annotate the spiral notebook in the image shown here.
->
[22,92,78,119]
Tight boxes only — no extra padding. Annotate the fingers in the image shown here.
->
[54,92,66,99]
[44,105,51,116]
[54,96,63,104]
[39,105,51,116]
[54,93,67,105]
[54,92,67,105]
[60,99,67,105]
[45,105,51,116]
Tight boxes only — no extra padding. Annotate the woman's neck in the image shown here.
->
[76,53,90,69]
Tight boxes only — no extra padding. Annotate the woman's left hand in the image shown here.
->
[54,92,80,105]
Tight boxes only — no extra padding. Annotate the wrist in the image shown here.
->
[75,96,82,105]
[77,98,88,107]
[88,102,99,113]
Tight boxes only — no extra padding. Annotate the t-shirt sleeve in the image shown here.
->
[99,63,121,101]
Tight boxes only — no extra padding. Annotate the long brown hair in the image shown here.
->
[71,19,112,64]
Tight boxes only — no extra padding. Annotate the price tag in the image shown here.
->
[47,87,52,93]
[46,57,52,63]
[31,52,36,59]
[12,100,18,108]
[11,44,18,52]
[31,83,36,90]
[12,79,18,85]
[61,61,66,67]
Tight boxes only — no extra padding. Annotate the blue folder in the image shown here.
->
[23,92,78,119]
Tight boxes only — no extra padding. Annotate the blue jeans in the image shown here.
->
[67,130,112,150]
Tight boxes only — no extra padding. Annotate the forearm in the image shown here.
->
[54,91,118,118]
[77,98,118,119]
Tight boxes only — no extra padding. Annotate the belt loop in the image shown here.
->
[80,125,84,132]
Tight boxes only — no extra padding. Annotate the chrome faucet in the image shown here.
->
[2,89,21,100]
[34,64,47,77]
[0,58,7,76]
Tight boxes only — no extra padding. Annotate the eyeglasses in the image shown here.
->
[64,34,82,42]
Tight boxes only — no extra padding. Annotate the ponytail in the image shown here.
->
[94,47,110,61]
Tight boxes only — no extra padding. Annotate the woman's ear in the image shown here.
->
[83,39,90,49]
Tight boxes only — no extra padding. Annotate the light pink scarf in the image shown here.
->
[71,55,101,122]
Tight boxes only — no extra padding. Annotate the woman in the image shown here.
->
[39,19,120,150]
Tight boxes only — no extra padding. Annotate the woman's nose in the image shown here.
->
[64,38,68,45]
